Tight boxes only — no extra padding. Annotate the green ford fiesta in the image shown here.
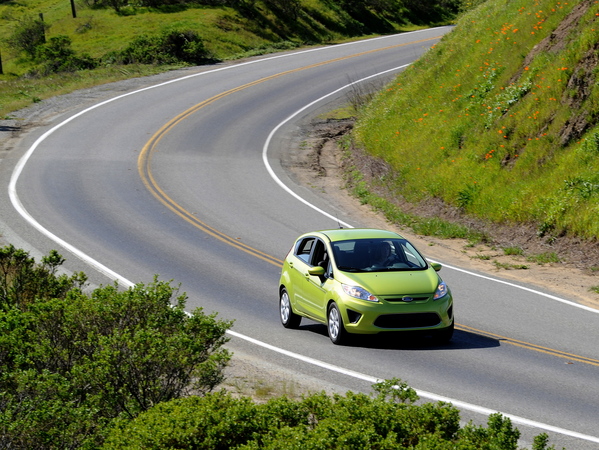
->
[278,228,454,345]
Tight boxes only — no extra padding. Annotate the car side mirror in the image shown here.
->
[430,262,442,272]
[308,266,326,276]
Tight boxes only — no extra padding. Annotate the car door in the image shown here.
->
[300,238,332,321]
[287,236,315,315]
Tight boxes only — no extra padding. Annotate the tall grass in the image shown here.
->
[354,0,599,240]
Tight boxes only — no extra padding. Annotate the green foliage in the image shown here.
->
[527,251,560,265]
[34,35,98,75]
[0,244,87,310]
[105,28,214,65]
[6,15,50,58]
[264,0,301,20]
[532,433,558,450]
[104,387,458,449]
[372,377,419,404]
[345,158,488,243]
[0,245,232,448]
[104,382,553,450]
[458,413,521,449]
[503,246,524,256]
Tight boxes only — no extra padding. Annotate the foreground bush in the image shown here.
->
[0,245,232,448]
[104,379,557,450]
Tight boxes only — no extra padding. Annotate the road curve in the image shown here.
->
[3,28,599,448]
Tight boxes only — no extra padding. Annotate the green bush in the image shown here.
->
[108,29,214,65]
[6,16,50,58]
[104,377,555,450]
[34,36,98,75]
[0,245,232,448]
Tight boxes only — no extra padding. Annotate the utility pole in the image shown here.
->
[70,0,77,18]
[39,13,46,44]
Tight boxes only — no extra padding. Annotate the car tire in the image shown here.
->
[327,302,348,345]
[433,320,454,344]
[280,288,301,329]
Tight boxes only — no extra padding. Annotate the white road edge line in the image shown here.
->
[7,33,598,444]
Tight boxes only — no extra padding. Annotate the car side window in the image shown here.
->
[309,240,327,267]
[310,239,331,278]
[295,238,314,263]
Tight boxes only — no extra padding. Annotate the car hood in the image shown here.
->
[339,269,439,295]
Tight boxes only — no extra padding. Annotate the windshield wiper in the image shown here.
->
[367,267,409,272]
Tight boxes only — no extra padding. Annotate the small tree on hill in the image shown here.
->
[6,16,49,58]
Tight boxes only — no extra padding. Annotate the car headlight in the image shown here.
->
[433,281,449,300]
[342,284,378,302]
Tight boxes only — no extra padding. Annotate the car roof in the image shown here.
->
[315,228,405,242]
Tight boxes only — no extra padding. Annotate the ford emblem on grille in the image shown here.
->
[402,296,414,302]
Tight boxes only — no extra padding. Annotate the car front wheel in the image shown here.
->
[280,288,301,329]
[327,302,348,345]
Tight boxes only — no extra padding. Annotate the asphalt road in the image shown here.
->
[2,27,599,449]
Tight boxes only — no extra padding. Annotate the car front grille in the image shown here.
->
[384,296,430,302]
[374,313,441,329]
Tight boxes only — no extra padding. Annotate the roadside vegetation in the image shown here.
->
[0,246,558,448]
[352,0,599,247]
[0,245,232,448]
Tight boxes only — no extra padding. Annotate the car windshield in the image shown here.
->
[331,238,428,272]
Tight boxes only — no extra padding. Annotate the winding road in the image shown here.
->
[2,27,599,448]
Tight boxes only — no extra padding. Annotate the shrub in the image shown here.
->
[0,245,232,448]
[34,35,98,75]
[105,379,543,450]
[6,16,50,58]
[109,29,214,65]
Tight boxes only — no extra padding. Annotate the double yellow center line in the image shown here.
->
[137,36,438,266]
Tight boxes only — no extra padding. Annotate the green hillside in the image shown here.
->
[354,0,599,243]
[0,0,465,116]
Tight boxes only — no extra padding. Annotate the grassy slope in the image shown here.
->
[354,0,599,241]
[0,0,424,116]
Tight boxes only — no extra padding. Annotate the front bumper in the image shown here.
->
[339,294,454,335]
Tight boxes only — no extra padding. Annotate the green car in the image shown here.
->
[278,228,454,345]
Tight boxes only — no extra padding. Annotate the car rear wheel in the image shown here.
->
[280,288,301,329]
[327,302,348,345]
